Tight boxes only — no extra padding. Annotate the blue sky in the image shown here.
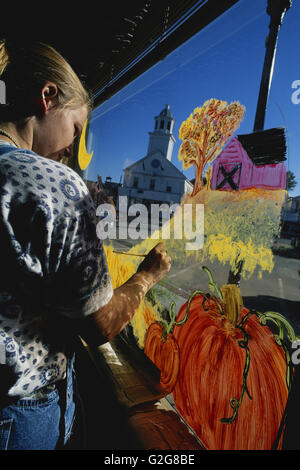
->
[86,0,300,196]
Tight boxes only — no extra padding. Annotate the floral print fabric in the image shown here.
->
[0,141,113,397]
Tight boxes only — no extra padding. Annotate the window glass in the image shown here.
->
[81,0,300,450]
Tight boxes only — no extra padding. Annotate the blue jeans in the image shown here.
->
[0,357,76,450]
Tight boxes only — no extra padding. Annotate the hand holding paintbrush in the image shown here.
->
[114,242,171,283]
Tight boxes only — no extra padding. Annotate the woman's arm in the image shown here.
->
[77,242,171,345]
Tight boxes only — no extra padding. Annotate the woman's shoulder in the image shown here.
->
[0,145,88,193]
[0,145,93,218]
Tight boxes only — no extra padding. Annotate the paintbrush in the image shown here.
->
[113,250,146,257]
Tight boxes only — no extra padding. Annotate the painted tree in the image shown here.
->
[178,99,245,196]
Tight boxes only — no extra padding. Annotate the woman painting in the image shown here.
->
[0,39,171,450]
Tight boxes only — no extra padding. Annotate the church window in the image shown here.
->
[150,178,155,190]
[167,121,171,130]
[166,185,172,192]
[160,120,164,129]
[133,177,138,188]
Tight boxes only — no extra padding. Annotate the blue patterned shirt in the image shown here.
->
[0,141,113,398]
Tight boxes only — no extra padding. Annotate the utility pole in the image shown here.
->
[253,0,291,132]
[228,0,291,286]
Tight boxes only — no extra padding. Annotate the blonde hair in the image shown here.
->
[0,39,92,117]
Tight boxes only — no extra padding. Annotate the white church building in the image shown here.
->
[118,105,193,209]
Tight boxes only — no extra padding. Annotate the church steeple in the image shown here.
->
[147,104,176,161]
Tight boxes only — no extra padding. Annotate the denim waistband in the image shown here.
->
[21,383,57,400]
[12,387,59,410]
[2,356,75,410]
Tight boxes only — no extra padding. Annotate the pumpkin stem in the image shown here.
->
[220,284,243,326]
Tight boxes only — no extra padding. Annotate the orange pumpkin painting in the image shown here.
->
[144,301,188,394]
[144,323,179,393]
[171,272,292,450]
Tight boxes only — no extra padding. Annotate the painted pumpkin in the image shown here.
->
[172,274,293,450]
[144,301,188,393]
[144,322,179,393]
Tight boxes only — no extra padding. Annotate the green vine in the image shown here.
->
[238,309,299,392]
[200,266,225,315]
[160,299,190,343]
[202,266,223,300]
[221,325,252,424]
[161,267,226,343]
[202,293,225,316]
[221,309,299,424]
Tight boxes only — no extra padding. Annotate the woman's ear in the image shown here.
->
[38,82,58,114]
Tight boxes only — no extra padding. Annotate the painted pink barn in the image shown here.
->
[210,136,286,191]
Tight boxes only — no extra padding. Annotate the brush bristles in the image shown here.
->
[237,127,287,165]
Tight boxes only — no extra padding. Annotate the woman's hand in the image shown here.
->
[78,243,171,345]
[137,242,171,285]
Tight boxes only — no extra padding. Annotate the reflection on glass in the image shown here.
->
[80,0,300,450]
